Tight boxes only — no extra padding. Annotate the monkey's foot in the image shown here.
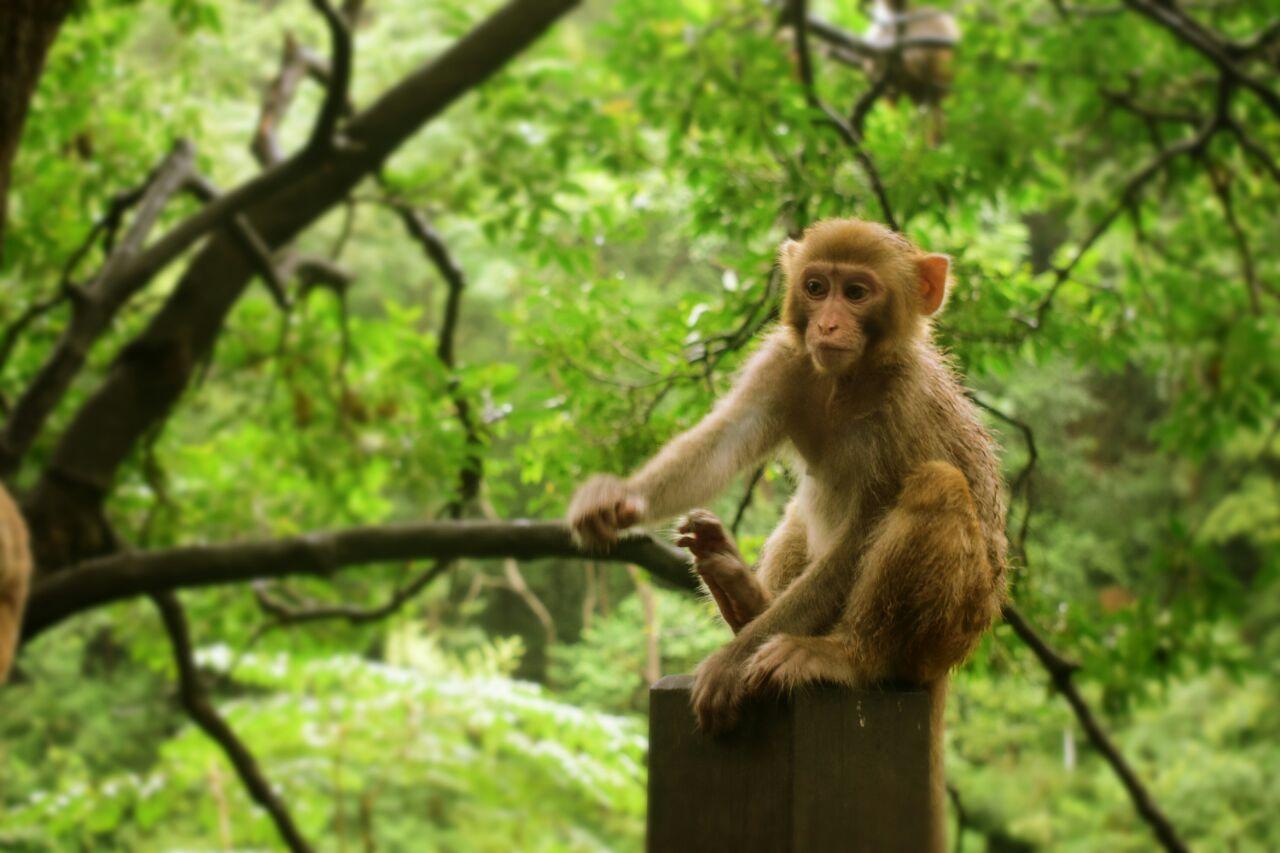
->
[744,635,855,693]
[691,647,748,735]
[677,510,766,633]
[676,509,743,562]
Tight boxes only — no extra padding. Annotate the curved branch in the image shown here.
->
[785,0,899,230]
[305,0,354,154]
[22,521,694,641]
[153,591,312,852]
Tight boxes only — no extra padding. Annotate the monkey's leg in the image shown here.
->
[755,498,809,598]
[747,461,996,692]
[677,509,769,633]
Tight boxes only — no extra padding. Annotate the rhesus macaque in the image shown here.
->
[569,219,1007,850]
[864,0,960,142]
[0,483,32,683]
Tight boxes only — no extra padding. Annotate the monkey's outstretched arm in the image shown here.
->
[627,338,791,521]
[569,335,795,550]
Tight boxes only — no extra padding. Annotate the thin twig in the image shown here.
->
[1002,605,1188,853]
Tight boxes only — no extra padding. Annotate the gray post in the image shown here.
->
[647,674,940,852]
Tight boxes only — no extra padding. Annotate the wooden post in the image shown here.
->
[647,674,939,852]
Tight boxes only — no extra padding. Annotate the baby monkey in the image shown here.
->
[569,219,1007,843]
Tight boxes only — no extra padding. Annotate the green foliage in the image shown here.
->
[3,634,645,851]
[2,0,1278,848]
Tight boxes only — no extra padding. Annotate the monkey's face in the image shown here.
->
[778,219,952,376]
[792,264,886,375]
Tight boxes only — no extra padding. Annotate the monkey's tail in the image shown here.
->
[927,676,950,853]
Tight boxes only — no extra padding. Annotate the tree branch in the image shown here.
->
[0,139,197,476]
[1002,604,1188,853]
[252,34,331,168]
[152,591,312,853]
[183,173,290,309]
[21,0,584,567]
[305,0,354,155]
[23,521,693,640]
[784,0,899,230]
[251,561,449,630]
[1025,78,1230,330]
[1123,0,1280,120]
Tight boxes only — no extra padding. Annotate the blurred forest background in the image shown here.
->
[1,0,1278,850]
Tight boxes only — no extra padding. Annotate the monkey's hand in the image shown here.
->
[691,645,750,735]
[568,474,646,552]
[677,509,766,633]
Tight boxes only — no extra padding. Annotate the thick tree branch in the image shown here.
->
[1002,604,1188,853]
[22,521,693,640]
[21,0,583,567]
[153,591,312,853]
[0,139,197,476]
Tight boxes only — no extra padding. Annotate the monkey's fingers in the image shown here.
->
[615,498,642,529]
[675,535,711,559]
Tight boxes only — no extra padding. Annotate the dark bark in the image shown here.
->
[0,0,74,255]
[153,591,313,853]
[21,0,583,568]
[22,521,694,641]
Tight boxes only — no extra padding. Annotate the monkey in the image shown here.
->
[862,0,960,144]
[568,218,1007,850]
[0,482,32,683]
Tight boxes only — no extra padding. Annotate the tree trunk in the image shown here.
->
[0,0,74,254]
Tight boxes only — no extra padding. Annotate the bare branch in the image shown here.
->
[251,561,449,629]
[0,139,198,475]
[305,0,355,155]
[252,34,331,168]
[23,521,694,640]
[183,173,290,309]
[153,591,312,853]
[391,201,481,509]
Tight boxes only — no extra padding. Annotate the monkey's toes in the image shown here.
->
[676,509,740,561]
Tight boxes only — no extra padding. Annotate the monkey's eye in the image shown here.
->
[844,282,869,301]
[804,279,827,297]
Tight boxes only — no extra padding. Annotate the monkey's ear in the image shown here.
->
[917,253,950,315]
[778,238,800,263]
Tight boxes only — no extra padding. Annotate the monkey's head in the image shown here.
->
[779,218,949,375]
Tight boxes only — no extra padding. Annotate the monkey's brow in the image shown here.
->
[804,261,877,278]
